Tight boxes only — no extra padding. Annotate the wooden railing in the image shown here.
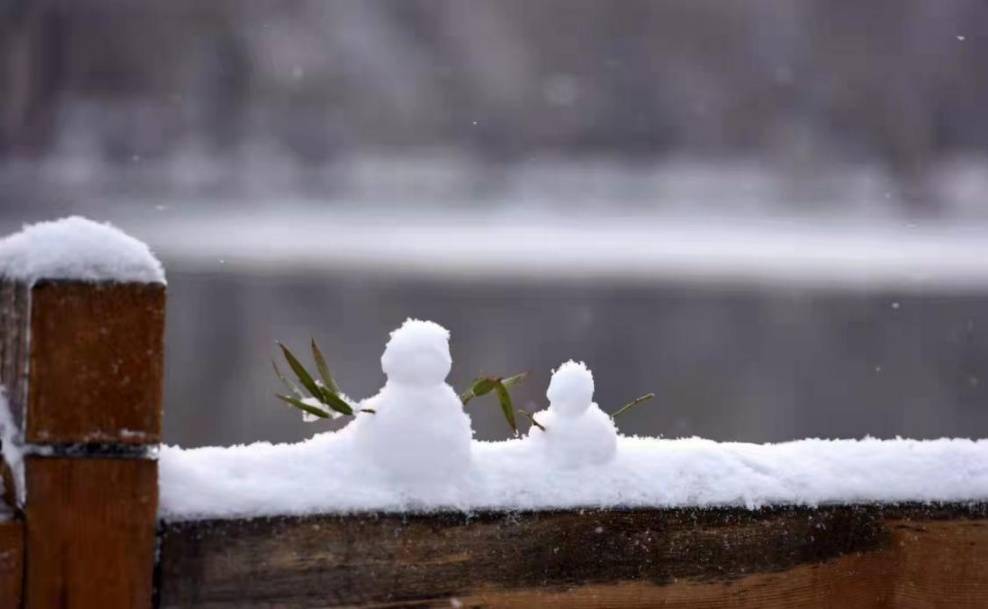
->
[1,274,987,608]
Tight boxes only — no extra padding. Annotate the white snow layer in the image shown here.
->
[0,216,165,284]
[159,434,988,521]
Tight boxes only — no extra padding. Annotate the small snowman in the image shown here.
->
[529,360,618,468]
[353,319,473,483]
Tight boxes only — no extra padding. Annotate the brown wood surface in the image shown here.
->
[23,280,165,445]
[0,518,23,609]
[25,457,157,609]
[0,280,31,433]
[157,504,988,609]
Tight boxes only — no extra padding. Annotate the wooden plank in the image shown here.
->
[25,457,157,609]
[23,280,166,445]
[156,504,988,609]
[0,519,23,609]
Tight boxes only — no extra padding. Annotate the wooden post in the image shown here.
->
[0,518,23,609]
[0,279,165,609]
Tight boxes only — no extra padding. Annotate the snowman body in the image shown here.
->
[530,360,618,468]
[354,319,472,483]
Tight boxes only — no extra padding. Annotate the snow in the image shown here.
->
[526,361,618,468]
[158,319,988,521]
[0,216,165,284]
[351,319,472,485]
[159,434,988,521]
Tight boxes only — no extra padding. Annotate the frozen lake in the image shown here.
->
[106,210,988,447]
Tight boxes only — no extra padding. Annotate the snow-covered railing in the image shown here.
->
[0,218,987,609]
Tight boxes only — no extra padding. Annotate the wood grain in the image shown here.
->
[24,280,165,444]
[157,504,988,609]
[0,519,23,609]
[25,457,157,609]
[0,280,31,433]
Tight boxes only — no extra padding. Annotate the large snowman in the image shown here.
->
[353,319,473,483]
[529,360,618,468]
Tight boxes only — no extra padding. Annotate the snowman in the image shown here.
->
[529,360,618,468]
[353,319,473,484]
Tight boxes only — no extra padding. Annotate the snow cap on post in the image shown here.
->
[0,216,165,285]
[381,319,452,385]
[547,360,595,416]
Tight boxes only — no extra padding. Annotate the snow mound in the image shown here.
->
[528,360,618,468]
[0,216,165,284]
[159,435,988,521]
[353,318,472,484]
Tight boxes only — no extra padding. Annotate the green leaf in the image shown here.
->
[500,371,529,388]
[472,377,497,396]
[318,386,355,416]
[461,373,526,405]
[611,392,656,419]
[275,393,330,419]
[272,360,304,398]
[278,342,322,400]
[517,408,546,432]
[360,408,376,414]
[493,380,518,435]
[310,338,341,395]
[461,377,497,405]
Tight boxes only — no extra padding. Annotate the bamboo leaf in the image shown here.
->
[493,380,518,435]
[517,408,546,432]
[278,342,322,399]
[461,377,497,406]
[275,393,330,419]
[319,386,355,416]
[500,371,529,388]
[310,338,341,395]
[472,377,497,396]
[461,373,526,405]
[611,392,656,419]
[272,360,304,398]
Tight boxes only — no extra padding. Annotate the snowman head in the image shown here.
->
[381,319,452,385]
[546,360,594,416]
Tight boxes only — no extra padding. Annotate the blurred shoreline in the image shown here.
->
[5,151,988,221]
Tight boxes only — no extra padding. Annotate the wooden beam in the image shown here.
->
[0,279,165,609]
[157,503,988,609]
[0,519,23,609]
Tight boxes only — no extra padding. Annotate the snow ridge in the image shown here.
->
[158,434,988,521]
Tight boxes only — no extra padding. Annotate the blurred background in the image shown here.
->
[2,0,988,446]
